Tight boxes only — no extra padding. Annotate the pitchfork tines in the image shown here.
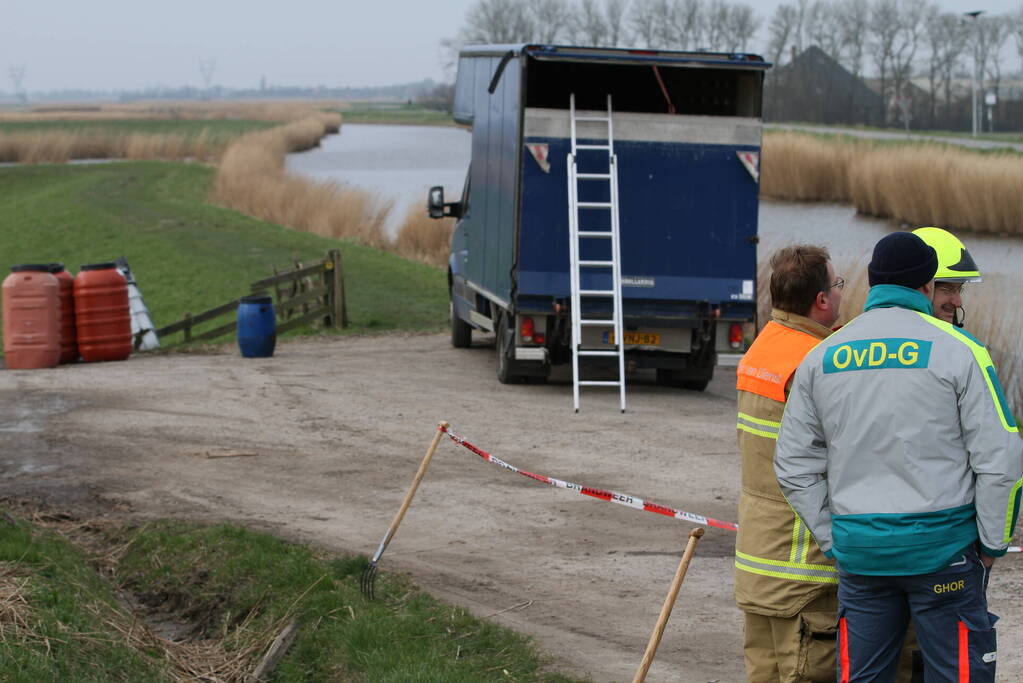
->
[359,559,379,599]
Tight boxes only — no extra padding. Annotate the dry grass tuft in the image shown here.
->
[762,131,1023,235]
[394,208,453,267]
[0,564,36,645]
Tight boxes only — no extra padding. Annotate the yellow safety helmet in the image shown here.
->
[912,227,982,283]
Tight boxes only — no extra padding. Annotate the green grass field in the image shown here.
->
[335,104,455,127]
[0,161,447,345]
[0,514,578,681]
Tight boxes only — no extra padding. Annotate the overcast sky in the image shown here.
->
[2,0,1021,92]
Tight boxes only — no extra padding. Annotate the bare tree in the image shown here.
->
[976,16,1009,100]
[629,0,661,47]
[703,0,730,51]
[804,1,844,59]
[888,0,929,102]
[572,0,611,44]
[529,0,572,43]
[725,3,760,52]
[604,0,630,46]
[767,4,799,65]
[925,12,966,126]
[462,0,536,43]
[836,0,869,77]
[1014,8,1023,75]
[869,0,901,116]
[669,0,704,49]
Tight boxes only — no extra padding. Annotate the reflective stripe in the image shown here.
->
[839,617,850,683]
[737,422,778,440]
[737,411,781,428]
[737,412,779,440]
[790,516,805,563]
[1006,478,1023,544]
[916,313,1018,433]
[958,620,969,682]
[734,550,838,584]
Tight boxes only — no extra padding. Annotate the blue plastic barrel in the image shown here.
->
[237,295,276,358]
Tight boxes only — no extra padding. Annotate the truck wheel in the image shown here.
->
[450,300,472,348]
[495,314,522,384]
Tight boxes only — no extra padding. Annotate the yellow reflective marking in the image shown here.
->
[734,561,839,585]
[1006,478,1023,544]
[789,516,801,563]
[916,313,1018,433]
[735,550,837,572]
[801,525,811,564]
[737,412,781,428]
[737,423,778,440]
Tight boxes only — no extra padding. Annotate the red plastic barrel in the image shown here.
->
[74,262,132,363]
[2,264,61,370]
[48,263,77,364]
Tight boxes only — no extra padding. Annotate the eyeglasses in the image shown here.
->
[829,277,845,291]
[935,282,966,295]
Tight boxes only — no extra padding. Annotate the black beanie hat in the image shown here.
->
[868,232,938,288]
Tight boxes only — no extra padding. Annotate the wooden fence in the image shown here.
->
[154,249,347,346]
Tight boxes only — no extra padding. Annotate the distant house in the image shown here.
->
[764,46,884,126]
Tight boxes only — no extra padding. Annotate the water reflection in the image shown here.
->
[286,124,1021,413]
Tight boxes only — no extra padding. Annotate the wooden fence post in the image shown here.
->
[327,248,347,329]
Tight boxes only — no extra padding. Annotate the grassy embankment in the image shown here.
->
[0,512,575,681]
[332,103,456,127]
[0,160,447,338]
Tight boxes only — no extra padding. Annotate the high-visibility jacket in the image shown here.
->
[735,309,838,617]
[776,285,1023,575]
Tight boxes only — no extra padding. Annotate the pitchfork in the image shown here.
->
[360,421,448,599]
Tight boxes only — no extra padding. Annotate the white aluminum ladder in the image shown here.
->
[566,93,626,413]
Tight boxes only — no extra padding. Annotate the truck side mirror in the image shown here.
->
[428,186,445,219]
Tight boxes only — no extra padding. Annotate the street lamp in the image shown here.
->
[964,10,984,137]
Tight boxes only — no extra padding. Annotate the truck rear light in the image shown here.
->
[729,323,743,349]
[520,316,534,342]
[533,333,545,344]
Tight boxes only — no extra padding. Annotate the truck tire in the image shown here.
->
[450,300,472,348]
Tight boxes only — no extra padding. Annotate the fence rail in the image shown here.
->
[153,248,347,346]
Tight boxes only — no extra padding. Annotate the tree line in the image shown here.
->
[447,0,1023,112]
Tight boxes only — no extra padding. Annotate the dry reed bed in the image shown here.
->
[761,132,1023,235]
[0,100,347,123]
[213,112,454,265]
[0,130,228,164]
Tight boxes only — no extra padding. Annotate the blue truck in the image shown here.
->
[429,44,768,390]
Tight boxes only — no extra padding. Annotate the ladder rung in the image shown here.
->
[576,144,610,150]
[579,319,614,326]
[577,173,611,179]
[579,260,613,267]
[576,116,610,122]
[579,290,614,297]
[578,350,620,357]
[577,202,612,209]
[578,231,612,238]
[579,380,622,387]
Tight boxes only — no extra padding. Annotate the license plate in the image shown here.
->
[604,332,661,346]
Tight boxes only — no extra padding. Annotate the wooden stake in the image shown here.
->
[632,527,705,683]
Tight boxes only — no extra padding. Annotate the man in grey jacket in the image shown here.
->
[774,231,1022,682]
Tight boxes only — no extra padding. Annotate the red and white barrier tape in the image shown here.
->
[440,424,739,532]
[437,425,1023,553]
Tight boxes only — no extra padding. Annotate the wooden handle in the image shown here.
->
[632,527,705,683]
[377,421,449,556]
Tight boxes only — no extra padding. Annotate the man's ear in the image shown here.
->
[814,290,829,310]
[918,280,934,297]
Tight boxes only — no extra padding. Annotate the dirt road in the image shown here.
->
[2,332,1021,681]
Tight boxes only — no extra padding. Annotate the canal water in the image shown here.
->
[286,123,1022,411]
